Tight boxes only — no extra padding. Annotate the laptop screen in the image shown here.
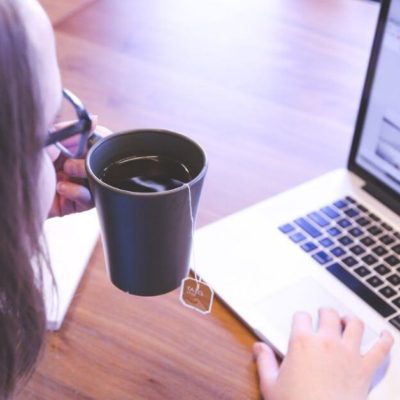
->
[351,0,400,197]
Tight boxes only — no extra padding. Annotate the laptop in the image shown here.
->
[195,0,400,397]
[41,209,99,330]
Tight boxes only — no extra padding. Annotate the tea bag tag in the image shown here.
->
[180,277,214,314]
[179,182,214,314]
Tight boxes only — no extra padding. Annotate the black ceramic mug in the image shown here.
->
[86,129,207,296]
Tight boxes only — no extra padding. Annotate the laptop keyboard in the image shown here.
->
[279,196,400,331]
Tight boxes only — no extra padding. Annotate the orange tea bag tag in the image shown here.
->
[180,277,214,314]
[179,183,214,314]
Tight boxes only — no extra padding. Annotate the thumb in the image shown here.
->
[253,342,280,398]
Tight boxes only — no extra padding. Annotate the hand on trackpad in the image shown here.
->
[255,277,392,389]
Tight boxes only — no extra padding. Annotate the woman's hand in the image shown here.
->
[48,121,111,218]
[253,308,393,400]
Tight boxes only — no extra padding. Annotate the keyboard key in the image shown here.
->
[387,274,400,286]
[350,245,365,256]
[384,255,400,267]
[379,286,397,299]
[333,199,348,209]
[294,218,322,238]
[312,251,332,265]
[368,225,383,236]
[374,264,391,276]
[327,263,396,317]
[362,254,378,266]
[355,217,370,227]
[382,222,393,232]
[345,208,359,218]
[342,256,358,267]
[327,227,341,237]
[319,238,334,247]
[360,236,376,247]
[380,235,395,246]
[392,244,400,255]
[301,242,317,253]
[279,223,295,234]
[345,196,356,204]
[371,245,388,257]
[308,212,329,227]
[337,218,351,228]
[354,266,370,277]
[331,246,346,257]
[366,275,384,288]
[369,213,380,222]
[321,206,340,219]
[338,236,353,246]
[349,227,363,237]
[290,232,306,243]
[392,297,400,308]
[389,315,400,330]
[357,204,368,212]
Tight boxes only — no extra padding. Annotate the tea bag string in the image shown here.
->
[184,182,202,287]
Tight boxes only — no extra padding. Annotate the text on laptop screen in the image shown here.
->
[356,0,400,193]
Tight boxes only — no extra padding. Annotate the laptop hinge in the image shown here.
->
[362,181,400,217]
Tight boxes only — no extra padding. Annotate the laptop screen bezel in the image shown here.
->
[347,0,397,198]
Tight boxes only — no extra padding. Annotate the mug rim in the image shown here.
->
[85,128,208,197]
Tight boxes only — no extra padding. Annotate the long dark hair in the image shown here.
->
[0,0,48,397]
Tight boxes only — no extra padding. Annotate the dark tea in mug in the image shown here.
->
[100,155,192,193]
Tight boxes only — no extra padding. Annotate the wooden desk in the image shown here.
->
[22,1,379,398]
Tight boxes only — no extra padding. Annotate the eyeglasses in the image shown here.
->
[45,89,92,158]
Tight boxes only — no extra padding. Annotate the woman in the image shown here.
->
[0,0,93,397]
[0,0,394,398]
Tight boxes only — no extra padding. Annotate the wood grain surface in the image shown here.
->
[18,0,379,399]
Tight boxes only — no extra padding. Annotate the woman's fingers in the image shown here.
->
[363,330,394,379]
[56,181,93,208]
[291,311,313,338]
[342,316,364,349]
[64,158,87,179]
[253,342,280,398]
[318,308,342,337]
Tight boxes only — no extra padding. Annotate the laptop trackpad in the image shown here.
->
[255,277,378,355]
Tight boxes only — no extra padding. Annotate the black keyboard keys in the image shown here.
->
[387,274,400,286]
[360,236,376,247]
[379,286,397,299]
[366,275,384,288]
[327,263,396,318]
[380,235,395,246]
[355,217,370,227]
[371,245,388,257]
[342,256,358,267]
[384,255,400,267]
[368,225,383,236]
[350,245,365,256]
[354,266,370,277]
[374,264,390,276]
[362,254,378,266]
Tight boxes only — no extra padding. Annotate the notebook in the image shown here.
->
[42,209,99,330]
[196,0,400,397]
